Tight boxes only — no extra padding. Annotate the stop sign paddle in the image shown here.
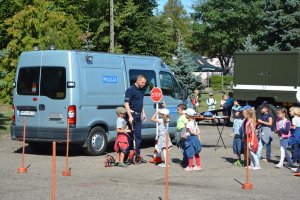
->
[150,87,163,102]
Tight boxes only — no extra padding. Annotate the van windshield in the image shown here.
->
[17,67,66,99]
[159,71,182,99]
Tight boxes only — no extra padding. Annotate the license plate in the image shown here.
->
[19,110,36,117]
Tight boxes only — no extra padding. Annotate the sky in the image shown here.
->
[156,0,194,13]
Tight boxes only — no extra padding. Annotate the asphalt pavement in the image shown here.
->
[0,121,299,200]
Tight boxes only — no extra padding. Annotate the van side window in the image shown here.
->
[17,67,40,95]
[129,70,156,96]
[40,67,66,99]
[159,71,182,99]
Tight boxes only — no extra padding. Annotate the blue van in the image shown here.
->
[11,50,189,155]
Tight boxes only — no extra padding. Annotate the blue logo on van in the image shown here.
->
[168,106,177,114]
[103,76,117,83]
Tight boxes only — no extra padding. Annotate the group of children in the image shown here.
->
[231,101,300,173]
[112,101,300,173]
[113,103,202,171]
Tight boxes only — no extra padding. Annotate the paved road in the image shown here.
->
[0,122,299,200]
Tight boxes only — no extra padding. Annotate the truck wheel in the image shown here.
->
[28,142,51,153]
[84,126,108,156]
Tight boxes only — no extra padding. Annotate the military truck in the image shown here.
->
[233,51,300,108]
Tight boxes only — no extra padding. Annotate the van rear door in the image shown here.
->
[37,52,68,140]
[15,52,42,139]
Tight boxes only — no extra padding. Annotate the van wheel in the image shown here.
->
[28,142,51,153]
[84,126,108,156]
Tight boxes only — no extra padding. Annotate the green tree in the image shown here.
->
[0,0,83,103]
[257,0,300,51]
[189,0,265,74]
[163,0,191,41]
[170,40,199,93]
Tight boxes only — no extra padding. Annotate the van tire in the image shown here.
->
[28,142,51,153]
[84,126,108,156]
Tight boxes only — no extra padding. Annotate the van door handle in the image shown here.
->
[39,104,45,111]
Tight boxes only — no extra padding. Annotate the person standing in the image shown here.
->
[206,93,216,111]
[124,74,147,163]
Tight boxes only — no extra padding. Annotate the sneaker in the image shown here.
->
[184,167,193,171]
[261,159,268,163]
[234,160,242,167]
[193,166,202,171]
[275,163,283,168]
[114,162,119,166]
[245,165,254,169]
[252,166,261,170]
[118,163,128,168]
[158,163,166,168]
[140,158,147,163]
[286,162,294,167]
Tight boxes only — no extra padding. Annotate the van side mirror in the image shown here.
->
[181,87,188,100]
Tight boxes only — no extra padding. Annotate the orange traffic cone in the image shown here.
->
[149,140,163,163]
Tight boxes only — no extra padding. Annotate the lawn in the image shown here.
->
[0,105,12,135]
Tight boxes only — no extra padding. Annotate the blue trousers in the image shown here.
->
[293,144,300,163]
[257,138,272,160]
[131,113,142,155]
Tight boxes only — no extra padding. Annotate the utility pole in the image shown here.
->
[110,0,114,52]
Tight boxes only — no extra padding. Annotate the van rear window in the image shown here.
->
[17,67,66,99]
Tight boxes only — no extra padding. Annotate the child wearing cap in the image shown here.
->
[182,108,202,171]
[151,108,172,168]
[114,107,131,167]
[206,93,216,111]
[257,104,274,162]
[231,101,244,167]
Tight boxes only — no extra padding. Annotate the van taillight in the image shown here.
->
[12,104,15,123]
[67,105,76,126]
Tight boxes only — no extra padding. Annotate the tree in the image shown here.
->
[257,0,300,51]
[0,0,83,103]
[189,0,265,74]
[170,40,199,94]
[163,0,191,42]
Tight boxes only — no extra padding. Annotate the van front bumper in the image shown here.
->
[11,125,90,144]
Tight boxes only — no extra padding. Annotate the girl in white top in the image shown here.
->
[151,108,172,168]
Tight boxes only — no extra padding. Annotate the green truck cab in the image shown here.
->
[233,51,300,108]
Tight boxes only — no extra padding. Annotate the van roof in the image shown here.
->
[21,50,162,61]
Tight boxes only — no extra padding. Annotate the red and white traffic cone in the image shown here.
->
[149,140,163,163]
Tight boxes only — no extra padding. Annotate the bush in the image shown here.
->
[210,75,233,91]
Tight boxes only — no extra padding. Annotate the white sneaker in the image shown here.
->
[275,163,283,168]
[245,165,254,169]
[193,166,202,171]
[184,166,193,171]
[252,166,261,170]
[158,163,166,168]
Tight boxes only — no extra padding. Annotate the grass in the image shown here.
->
[0,105,12,135]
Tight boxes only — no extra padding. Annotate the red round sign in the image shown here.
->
[150,87,163,102]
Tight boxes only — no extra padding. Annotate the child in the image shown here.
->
[151,108,172,168]
[206,93,216,111]
[257,104,273,162]
[176,104,189,167]
[220,94,227,109]
[114,107,131,167]
[232,106,244,167]
[289,107,300,166]
[275,107,293,168]
[242,106,261,170]
[182,108,202,171]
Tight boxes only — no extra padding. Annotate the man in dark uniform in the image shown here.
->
[124,74,147,162]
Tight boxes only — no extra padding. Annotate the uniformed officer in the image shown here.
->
[124,74,147,162]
